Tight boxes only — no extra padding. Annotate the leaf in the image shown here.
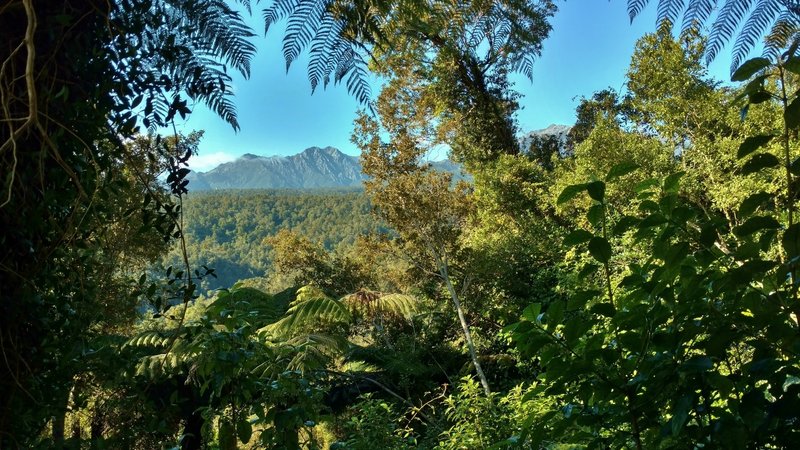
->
[663,172,685,192]
[785,56,800,75]
[587,204,605,227]
[605,162,639,181]
[739,153,780,175]
[783,375,800,392]
[783,224,800,259]
[237,418,252,444]
[613,216,640,236]
[786,96,800,130]
[747,90,772,104]
[633,178,659,193]
[738,192,772,217]
[731,57,771,82]
[557,183,588,205]
[590,302,616,317]
[737,135,774,158]
[681,355,713,372]
[586,180,606,202]
[733,216,780,236]
[563,229,594,247]
[671,395,692,436]
[567,290,602,310]
[578,263,600,280]
[588,237,612,264]
[522,303,542,323]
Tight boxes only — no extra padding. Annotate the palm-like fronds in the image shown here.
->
[628,0,800,71]
[264,285,419,336]
[113,0,256,131]
[263,0,373,103]
[262,285,353,335]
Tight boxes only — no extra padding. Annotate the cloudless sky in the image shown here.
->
[177,1,738,172]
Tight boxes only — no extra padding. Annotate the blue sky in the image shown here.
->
[178,1,737,172]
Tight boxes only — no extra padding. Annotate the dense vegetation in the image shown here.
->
[162,189,384,292]
[4,0,800,449]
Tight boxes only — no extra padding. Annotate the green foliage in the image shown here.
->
[627,0,799,71]
[159,189,384,292]
[332,395,418,450]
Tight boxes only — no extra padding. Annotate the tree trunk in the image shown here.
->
[438,253,491,395]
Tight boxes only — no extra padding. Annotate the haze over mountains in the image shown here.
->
[187,125,569,191]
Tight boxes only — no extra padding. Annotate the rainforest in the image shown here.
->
[2,0,800,449]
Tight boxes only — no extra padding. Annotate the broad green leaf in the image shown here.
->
[219,420,235,449]
[586,180,605,202]
[739,153,779,175]
[737,135,774,159]
[785,96,800,130]
[784,56,800,75]
[578,263,600,280]
[733,216,780,236]
[663,171,685,192]
[522,303,542,323]
[681,355,713,372]
[590,302,616,317]
[587,204,605,227]
[731,57,770,82]
[791,157,800,176]
[563,229,594,247]
[782,224,800,258]
[748,90,772,104]
[557,183,588,205]
[237,418,252,444]
[613,215,640,236]
[588,237,612,264]
[670,395,692,436]
[567,290,602,310]
[633,178,659,193]
[605,162,639,181]
[738,192,772,217]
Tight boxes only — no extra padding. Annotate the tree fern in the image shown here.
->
[628,0,800,71]
[264,285,419,336]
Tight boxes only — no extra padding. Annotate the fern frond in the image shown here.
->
[264,0,302,33]
[262,286,352,336]
[629,0,655,23]
[681,0,716,32]
[731,0,783,71]
[341,290,418,319]
[658,0,687,28]
[284,0,329,71]
[762,11,800,60]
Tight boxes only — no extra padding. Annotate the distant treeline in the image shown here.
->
[160,188,386,292]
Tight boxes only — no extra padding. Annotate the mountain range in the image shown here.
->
[187,146,467,191]
[187,125,570,191]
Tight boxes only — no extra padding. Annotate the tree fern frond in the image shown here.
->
[762,11,800,59]
[629,0,655,23]
[681,0,716,33]
[264,0,302,33]
[341,290,419,319]
[283,0,329,71]
[262,286,352,336]
[731,0,783,71]
[705,0,756,63]
[308,18,344,92]
[658,0,688,27]
[123,331,171,349]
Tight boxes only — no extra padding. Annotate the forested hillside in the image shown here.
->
[161,189,385,292]
[4,1,800,449]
